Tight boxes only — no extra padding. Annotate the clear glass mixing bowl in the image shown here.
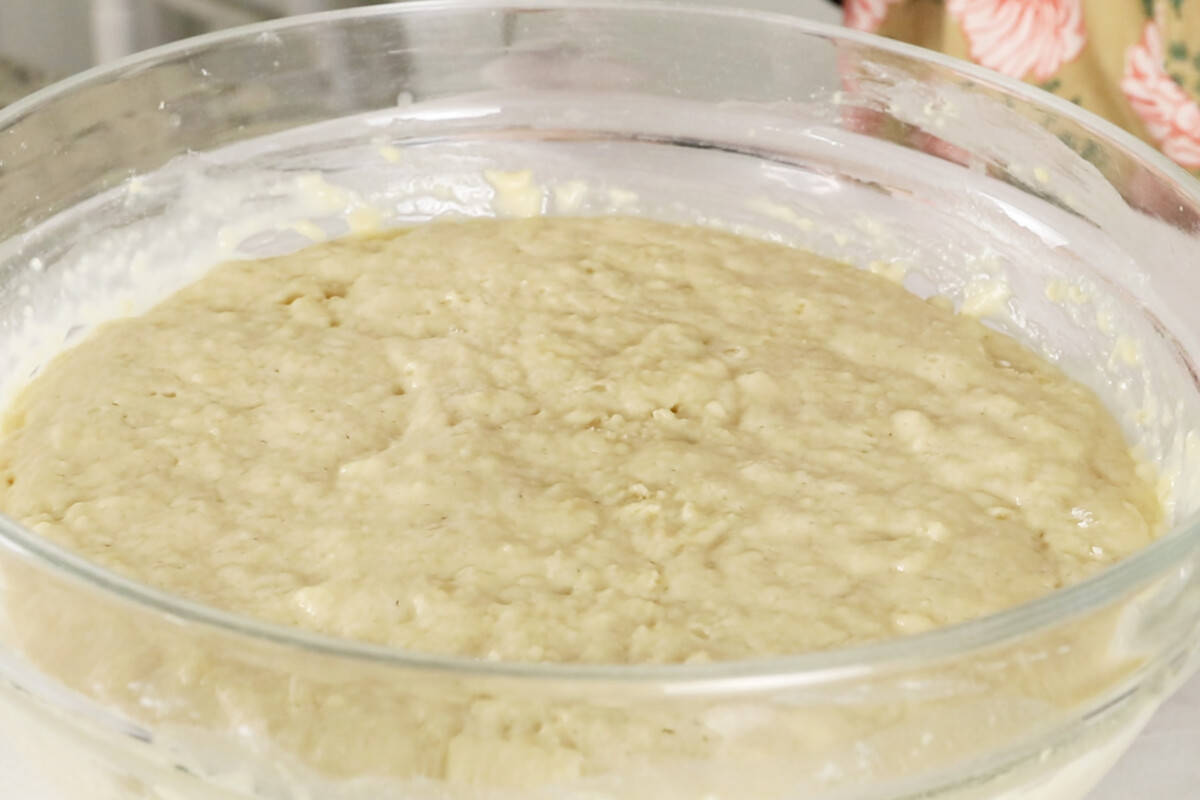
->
[1,3,1199,799]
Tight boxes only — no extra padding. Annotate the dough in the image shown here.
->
[0,217,1161,663]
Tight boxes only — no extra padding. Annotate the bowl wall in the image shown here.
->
[1,4,1200,799]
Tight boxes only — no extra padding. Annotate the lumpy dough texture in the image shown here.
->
[0,217,1161,663]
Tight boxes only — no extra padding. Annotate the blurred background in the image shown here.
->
[0,0,839,105]
[0,1,387,103]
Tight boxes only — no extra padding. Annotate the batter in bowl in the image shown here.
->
[0,217,1161,663]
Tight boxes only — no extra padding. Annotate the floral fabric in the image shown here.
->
[844,0,1200,174]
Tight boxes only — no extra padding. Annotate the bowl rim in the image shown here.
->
[1,0,1198,689]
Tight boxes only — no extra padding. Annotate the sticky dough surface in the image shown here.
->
[0,217,1161,662]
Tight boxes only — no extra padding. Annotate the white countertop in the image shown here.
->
[1090,671,1200,798]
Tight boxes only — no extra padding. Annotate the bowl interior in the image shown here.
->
[1,6,1200,799]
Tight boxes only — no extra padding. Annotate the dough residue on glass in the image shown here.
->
[0,217,1161,662]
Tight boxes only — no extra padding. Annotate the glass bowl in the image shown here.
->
[1,2,1199,798]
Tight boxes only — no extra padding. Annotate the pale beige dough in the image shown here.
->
[0,217,1161,663]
